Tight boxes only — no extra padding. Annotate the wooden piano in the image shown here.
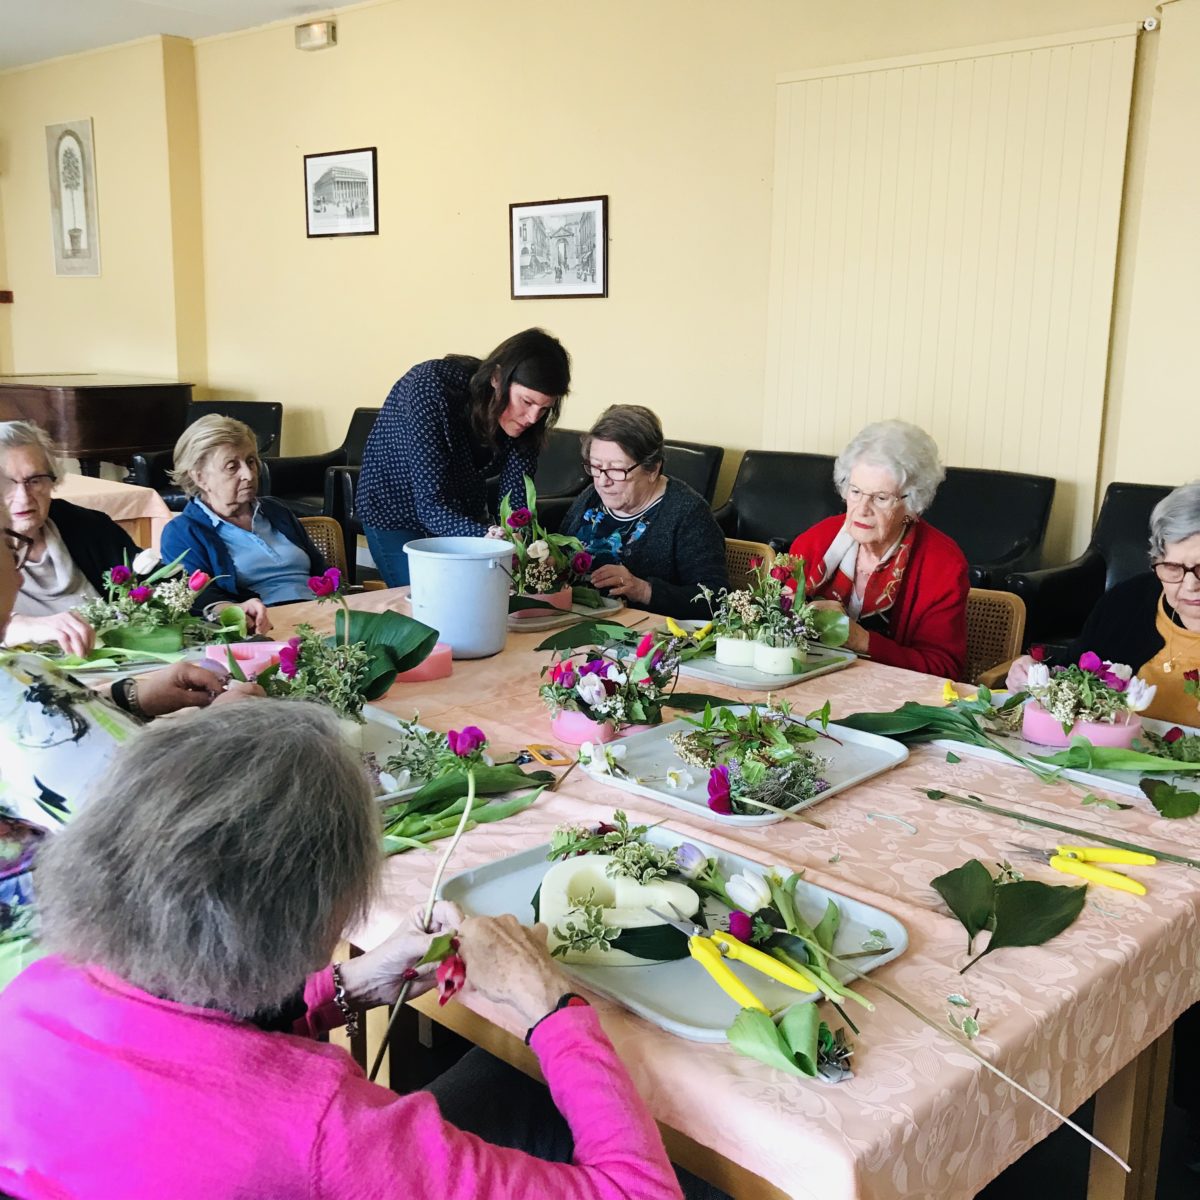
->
[0,374,191,474]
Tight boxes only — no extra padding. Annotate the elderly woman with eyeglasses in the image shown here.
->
[559,405,728,618]
[0,420,142,657]
[0,699,691,1200]
[789,420,969,679]
[1007,481,1200,723]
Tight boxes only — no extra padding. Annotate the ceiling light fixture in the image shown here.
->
[295,20,337,51]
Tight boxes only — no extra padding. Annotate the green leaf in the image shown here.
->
[415,932,457,966]
[534,621,636,652]
[811,607,850,647]
[381,833,429,854]
[391,765,552,816]
[727,1008,808,1076]
[1032,739,1200,774]
[225,647,248,684]
[1140,778,1200,819]
[530,883,542,922]
[931,859,995,953]
[812,899,840,954]
[962,879,1087,973]
[217,605,249,639]
[1081,792,1133,811]
[778,1003,823,1076]
[610,923,691,961]
[333,608,439,699]
[572,585,605,609]
[945,751,962,764]
[467,788,546,825]
[509,594,562,613]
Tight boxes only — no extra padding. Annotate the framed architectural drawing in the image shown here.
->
[510,195,607,298]
[46,119,101,276]
[304,147,378,237]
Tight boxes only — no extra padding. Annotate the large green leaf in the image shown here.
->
[726,1006,823,1078]
[1032,739,1200,774]
[509,594,562,613]
[1140,778,1200,819]
[812,898,840,954]
[931,859,995,953]
[811,608,850,648]
[534,621,636,652]
[963,879,1087,973]
[391,765,553,816]
[611,924,691,961]
[666,691,743,712]
[333,608,438,699]
[572,585,605,609]
[778,1002,823,1076]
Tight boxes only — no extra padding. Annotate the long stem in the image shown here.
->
[732,793,827,829]
[367,770,477,1084]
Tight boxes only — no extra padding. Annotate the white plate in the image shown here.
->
[678,644,857,691]
[582,705,909,825]
[359,704,432,805]
[931,712,1200,801]
[439,826,908,1042]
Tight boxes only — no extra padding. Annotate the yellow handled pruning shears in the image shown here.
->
[649,903,823,1013]
[1009,844,1156,896]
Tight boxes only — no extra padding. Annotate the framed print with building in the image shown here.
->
[510,195,607,298]
[46,118,101,276]
[304,147,378,238]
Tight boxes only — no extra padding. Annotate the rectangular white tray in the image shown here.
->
[439,826,907,1042]
[678,644,857,691]
[507,596,624,633]
[359,704,431,805]
[583,705,909,826]
[931,712,1200,801]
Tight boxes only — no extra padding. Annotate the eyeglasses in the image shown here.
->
[4,527,33,569]
[583,460,642,483]
[1,473,56,496]
[1154,561,1200,584]
[845,485,909,511]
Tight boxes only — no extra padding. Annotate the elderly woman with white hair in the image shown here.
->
[0,419,141,657]
[789,419,969,679]
[1007,481,1200,724]
[0,699,690,1200]
[160,414,330,633]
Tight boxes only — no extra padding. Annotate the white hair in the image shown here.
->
[0,419,63,480]
[1149,481,1200,560]
[168,414,258,498]
[833,419,945,516]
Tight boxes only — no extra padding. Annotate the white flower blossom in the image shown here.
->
[1124,677,1157,713]
[1026,662,1051,691]
[1108,663,1133,682]
[131,548,161,575]
[575,673,607,708]
[726,870,772,913]
[665,768,695,790]
[527,539,551,561]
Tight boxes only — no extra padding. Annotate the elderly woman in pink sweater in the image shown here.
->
[0,699,687,1200]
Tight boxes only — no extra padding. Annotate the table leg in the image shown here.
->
[1087,1029,1172,1200]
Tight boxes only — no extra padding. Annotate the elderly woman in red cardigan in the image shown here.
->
[789,420,969,679]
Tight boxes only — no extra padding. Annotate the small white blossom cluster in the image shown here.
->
[522,558,561,594]
[153,577,197,621]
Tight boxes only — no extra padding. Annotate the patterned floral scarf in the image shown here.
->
[807,519,917,622]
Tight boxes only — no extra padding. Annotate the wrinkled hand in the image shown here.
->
[3,610,96,658]
[1006,654,1035,690]
[337,901,465,1007]
[590,564,652,607]
[241,599,272,635]
[130,661,229,718]
[212,680,266,705]
[456,914,567,1027]
[485,525,508,540]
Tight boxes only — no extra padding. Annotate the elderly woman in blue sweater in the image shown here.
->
[356,328,571,586]
[160,416,327,633]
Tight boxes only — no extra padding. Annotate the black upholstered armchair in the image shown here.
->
[265,407,380,518]
[663,440,724,503]
[1006,481,1172,650]
[713,450,841,549]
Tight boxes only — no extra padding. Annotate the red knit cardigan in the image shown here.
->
[789,515,969,680]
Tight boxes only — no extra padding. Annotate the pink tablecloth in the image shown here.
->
[273,591,1200,1200]
[55,472,172,549]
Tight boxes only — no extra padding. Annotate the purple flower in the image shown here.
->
[780,591,794,614]
[507,508,532,529]
[447,726,487,757]
[707,765,733,814]
[1078,651,1104,673]
[109,565,132,585]
[673,842,707,880]
[571,551,593,574]
[128,586,152,604]
[727,910,753,942]
[578,659,607,677]
[1099,670,1128,693]
[650,648,665,671]
[278,644,300,678]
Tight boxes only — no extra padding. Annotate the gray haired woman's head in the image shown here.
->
[35,699,380,1017]
[832,420,945,516]
[1149,481,1200,560]
[0,420,62,479]
[582,405,666,475]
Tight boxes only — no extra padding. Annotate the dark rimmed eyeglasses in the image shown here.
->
[4,527,34,569]
[582,460,643,483]
[1,473,56,496]
[1154,561,1200,584]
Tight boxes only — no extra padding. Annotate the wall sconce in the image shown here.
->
[295,20,337,51]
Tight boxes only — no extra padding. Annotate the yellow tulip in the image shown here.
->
[942,680,959,704]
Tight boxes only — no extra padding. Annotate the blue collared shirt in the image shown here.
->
[193,500,312,605]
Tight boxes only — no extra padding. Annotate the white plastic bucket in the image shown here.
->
[404,537,513,659]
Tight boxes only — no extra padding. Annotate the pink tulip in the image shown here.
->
[129,586,152,604]
[507,508,532,529]
[1029,644,1047,662]
[187,570,210,592]
[308,574,335,597]
[1164,726,1184,744]
[109,565,132,585]
[436,952,467,1006]
[278,645,299,678]
[636,632,655,658]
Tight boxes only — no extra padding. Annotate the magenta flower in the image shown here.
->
[1029,644,1047,662]
[447,726,487,757]
[769,564,790,582]
[507,507,532,529]
[109,564,132,585]
[707,765,733,814]
[578,660,607,677]
[727,910,753,942]
[1099,670,1128,693]
[1078,651,1104,673]
[436,951,467,1007]
[278,644,300,678]
[1164,726,1184,744]
[187,570,210,592]
[571,551,593,574]
[650,648,664,671]
[128,586,152,604]
[780,591,794,614]
[636,632,655,658]
[307,567,342,597]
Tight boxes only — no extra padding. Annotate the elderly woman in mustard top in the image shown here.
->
[1008,481,1200,724]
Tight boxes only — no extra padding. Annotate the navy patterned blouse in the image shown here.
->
[356,357,538,537]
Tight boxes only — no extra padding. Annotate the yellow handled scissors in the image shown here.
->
[649,903,822,1013]
[1009,844,1155,896]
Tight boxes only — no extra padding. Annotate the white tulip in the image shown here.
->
[726,870,772,913]
[575,673,607,708]
[1108,663,1133,682]
[1124,677,1157,713]
[131,548,161,575]
[527,539,551,561]
[1026,662,1051,690]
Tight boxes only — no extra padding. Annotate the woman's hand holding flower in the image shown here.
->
[455,914,567,1028]
[3,610,96,658]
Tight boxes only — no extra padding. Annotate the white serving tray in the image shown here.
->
[507,596,624,633]
[932,711,1200,801]
[359,704,432,805]
[678,644,857,691]
[582,705,909,826]
[439,826,907,1042]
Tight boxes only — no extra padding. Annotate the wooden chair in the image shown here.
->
[965,588,1026,686]
[724,538,774,591]
[299,515,348,578]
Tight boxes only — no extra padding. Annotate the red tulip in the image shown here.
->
[1164,726,1184,744]
[436,953,467,1006]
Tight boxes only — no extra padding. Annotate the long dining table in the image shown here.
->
[272,588,1198,1200]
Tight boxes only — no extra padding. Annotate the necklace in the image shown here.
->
[1158,596,1200,673]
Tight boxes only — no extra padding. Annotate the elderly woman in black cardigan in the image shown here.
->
[1,420,138,657]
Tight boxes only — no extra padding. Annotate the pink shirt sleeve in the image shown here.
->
[311,1005,683,1200]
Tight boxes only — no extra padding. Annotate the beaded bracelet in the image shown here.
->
[330,963,360,1038]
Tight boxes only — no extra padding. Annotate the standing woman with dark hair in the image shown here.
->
[357,329,571,586]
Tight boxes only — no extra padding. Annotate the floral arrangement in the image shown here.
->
[500,475,590,599]
[699,555,848,649]
[539,632,680,729]
[1025,650,1156,732]
[669,701,832,816]
[1142,725,1200,762]
[256,625,374,719]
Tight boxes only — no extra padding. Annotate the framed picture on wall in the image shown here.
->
[510,195,607,298]
[46,118,101,276]
[304,147,378,238]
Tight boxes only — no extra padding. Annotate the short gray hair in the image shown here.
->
[1149,481,1200,560]
[582,405,665,474]
[833,419,945,516]
[36,700,380,1017]
[0,420,63,480]
[169,414,258,498]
